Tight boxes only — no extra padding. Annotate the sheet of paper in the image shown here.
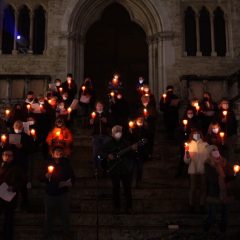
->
[31,103,41,113]
[9,134,21,145]
[0,182,16,202]
[69,99,79,110]
[23,122,30,135]
[49,83,57,91]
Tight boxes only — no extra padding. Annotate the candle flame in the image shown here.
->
[5,109,10,115]
[183,119,188,126]
[48,165,54,173]
[91,111,96,119]
[128,121,135,129]
[1,134,7,142]
[30,129,36,136]
[234,165,240,173]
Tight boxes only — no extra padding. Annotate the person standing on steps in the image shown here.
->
[101,125,137,214]
[43,146,75,240]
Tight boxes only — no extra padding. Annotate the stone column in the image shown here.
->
[210,14,217,56]
[28,11,34,54]
[0,7,3,54]
[195,14,202,56]
[147,36,154,95]
[225,16,230,57]
[12,10,18,54]
[43,11,47,55]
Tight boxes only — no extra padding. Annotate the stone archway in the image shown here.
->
[61,0,167,100]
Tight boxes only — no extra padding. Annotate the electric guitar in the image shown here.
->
[98,138,148,173]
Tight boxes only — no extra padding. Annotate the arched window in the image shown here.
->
[33,6,46,54]
[184,7,197,56]
[199,7,211,56]
[2,5,15,54]
[214,7,226,56]
[17,5,30,53]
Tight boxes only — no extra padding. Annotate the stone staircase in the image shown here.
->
[1,117,240,240]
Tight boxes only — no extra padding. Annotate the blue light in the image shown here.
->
[17,35,21,40]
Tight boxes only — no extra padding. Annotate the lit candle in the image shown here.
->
[184,142,189,151]
[183,119,188,130]
[47,165,55,181]
[195,105,200,115]
[110,91,115,97]
[233,164,240,176]
[143,108,148,118]
[91,111,96,119]
[219,132,225,145]
[40,104,43,110]
[5,109,10,117]
[140,87,144,93]
[163,93,167,103]
[67,79,71,88]
[26,104,31,113]
[128,121,135,129]
[59,87,63,93]
[48,99,52,105]
[30,129,36,140]
[56,130,61,138]
[82,85,86,93]
[67,107,72,118]
[223,110,228,120]
[112,78,118,85]
[1,134,7,144]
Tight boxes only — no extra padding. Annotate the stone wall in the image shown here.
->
[0,0,240,100]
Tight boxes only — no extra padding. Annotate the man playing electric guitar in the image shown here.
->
[101,125,137,214]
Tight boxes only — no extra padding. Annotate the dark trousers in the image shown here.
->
[0,199,15,240]
[44,193,70,237]
[204,203,227,232]
[111,174,132,209]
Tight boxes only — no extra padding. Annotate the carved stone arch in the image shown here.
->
[62,0,166,100]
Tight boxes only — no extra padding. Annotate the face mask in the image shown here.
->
[212,150,220,158]
[114,132,122,140]
[59,105,64,110]
[39,101,44,105]
[56,82,61,87]
[212,128,219,134]
[193,133,200,141]
[139,79,144,84]
[29,121,35,125]
[63,96,67,100]
[14,129,22,134]
[97,110,103,114]
[187,114,193,119]
[222,103,228,110]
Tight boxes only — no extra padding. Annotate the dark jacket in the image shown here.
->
[44,158,75,196]
[91,112,109,136]
[101,137,134,175]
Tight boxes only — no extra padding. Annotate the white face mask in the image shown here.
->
[193,133,200,141]
[139,79,144,84]
[187,114,193,119]
[14,129,22,134]
[59,105,64,110]
[97,110,103,114]
[114,132,122,140]
[56,82,61,87]
[63,96,67,100]
[212,128,219,134]
[28,121,35,125]
[39,101,44,105]
[212,150,220,158]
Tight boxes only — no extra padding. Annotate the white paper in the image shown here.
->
[23,122,30,135]
[70,99,79,110]
[31,103,41,113]
[0,182,16,202]
[9,134,21,145]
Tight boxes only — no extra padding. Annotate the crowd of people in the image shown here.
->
[0,72,239,239]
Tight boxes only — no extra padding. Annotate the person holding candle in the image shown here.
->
[204,145,234,233]
[61,73,77,103]
[0,148,24,240]
[43,146,75,240]
[90,101,110,171]
[160,85,180,139]
[46,118,73,158]
[11,120,35,210]
[199,92,217,135]
[184,129,209,213]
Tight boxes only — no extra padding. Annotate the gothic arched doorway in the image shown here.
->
[84,3,148,104]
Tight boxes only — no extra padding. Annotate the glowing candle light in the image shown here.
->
[30,129,36,140]
[1,134,7,144]
[47,165,55,181]
[112,78,118,85]
[48,99,52,105]
[91,111,96,119]
[110,91,115,97]
[163,93,167,103]
[143,108,148,117]
[128,121,135,129]
[82,85,86,92]
[67,79,71,88]
[195,105,200,115]
[184,142,189,151]
[5,109,10,117]
[56,131,61,138]
[67,107,72,118]
[26,104,31,113]
[183,119,188,130]
[233,164,240,176]
[223,110,228,120]
[219,132,225,145]
[59,87,63,93]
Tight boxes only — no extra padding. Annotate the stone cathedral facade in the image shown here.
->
[0,0,240,103]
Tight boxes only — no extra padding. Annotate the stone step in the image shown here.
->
[1,223,239,240]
